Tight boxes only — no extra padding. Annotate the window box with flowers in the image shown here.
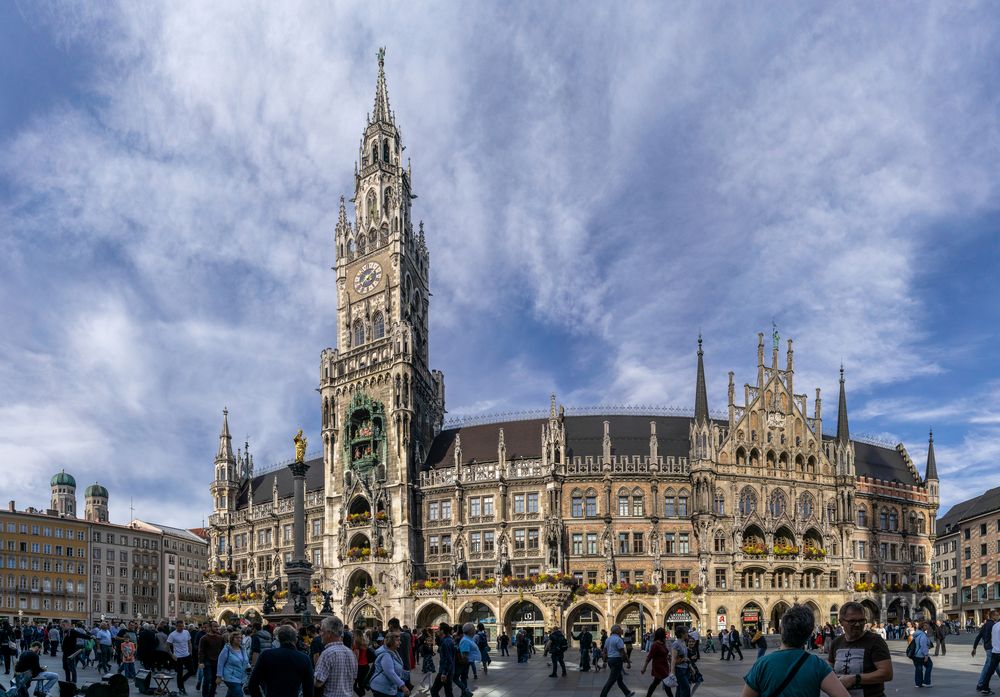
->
[585,582,608,594]
[411,580,448,592]
[772,543,800,557]
[372,547,389,559]
[347,512,372,526]
[374,511,389,523]
[456,579,495,590]
[346,546,371,561]
[802,546,826,560]
[741,543,766,557]
[501,576,535,589]
[613,582,657,595]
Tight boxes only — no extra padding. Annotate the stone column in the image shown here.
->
[284,459,314,603]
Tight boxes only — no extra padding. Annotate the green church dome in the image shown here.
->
[85,483,109,498]
[50,470,76,488]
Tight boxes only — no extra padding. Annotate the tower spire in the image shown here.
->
[836,365,849,444]
[373,46,392,124]
[925,428,938,481]
[694,335,709,424]
[217,407,235,462]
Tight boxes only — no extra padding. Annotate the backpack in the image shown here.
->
[255,631,274,652]
[475,633,488,651]
[905,639,916,659]
[554,634,568,653]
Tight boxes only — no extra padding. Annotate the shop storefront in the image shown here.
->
[741,603,762,631]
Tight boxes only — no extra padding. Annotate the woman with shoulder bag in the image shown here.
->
[369,632,410,697]
[740,605,850,697]
[640,628,674,697]
[217,631,249,697]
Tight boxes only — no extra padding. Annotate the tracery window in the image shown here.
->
[631,488,644,516]
[739,487,757,516]
[372,312,385,339]
[714,491,726,515]
[768,490,787,518]
[798,493,814,519]
[352,320,365,347]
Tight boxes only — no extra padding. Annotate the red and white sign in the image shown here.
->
[717,614,727,630]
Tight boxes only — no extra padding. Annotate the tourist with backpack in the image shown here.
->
[218,631,250,697]
[249,624,273,669]
[546,628,568,678]
[908,621,932,688]
[473,624,490,676]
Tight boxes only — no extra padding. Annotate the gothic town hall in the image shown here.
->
[205,53,941,640]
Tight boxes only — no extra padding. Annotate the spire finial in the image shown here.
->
[925,427,938,481]
[694,336,709,425]
[836,367,849,444]
[771,320,779,351]
[372,46,392,123]
[377,46,385,68]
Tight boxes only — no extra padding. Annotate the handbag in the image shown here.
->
[664,674,678,688]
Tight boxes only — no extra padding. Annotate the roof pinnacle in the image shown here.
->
[694,336,709,424]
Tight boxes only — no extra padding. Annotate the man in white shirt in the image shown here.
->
[167,620,195,695]
[979,615,1000,695]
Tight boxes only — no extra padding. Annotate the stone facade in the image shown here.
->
[205,52,941,635]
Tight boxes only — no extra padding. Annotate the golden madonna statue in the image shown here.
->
[293,429,307,463]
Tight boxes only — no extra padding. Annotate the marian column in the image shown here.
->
[283,430,314,610]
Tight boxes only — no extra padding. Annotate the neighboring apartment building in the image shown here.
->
[132,521,209,621]
[88,520,162,623]
[936,486,1000,626]
[0,500,89,624]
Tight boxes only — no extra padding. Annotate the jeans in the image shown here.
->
[599,657,631,697]
[934,636,946,656]
[579,648,591,671]
[674,666,691,697]
[202,660,219,697]
[980,652,1000,691]
[977,651,1000,689]
[63,654,78,683]
[729,643,743,660]
[121,662,136,679]
[224,682,244,697]
[455,663,470,697]
[549,653,566,676]
[36,671,61,695]
[912,656,932,687]
[756,646,766,659]
[98,644,113,673]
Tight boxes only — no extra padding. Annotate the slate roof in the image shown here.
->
[936,486,1000,536]
[424,415,922,488]
[235,456,325,506]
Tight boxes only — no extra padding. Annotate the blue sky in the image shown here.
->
[2,2,999,527]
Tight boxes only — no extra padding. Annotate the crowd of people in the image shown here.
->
[2,606,995,697]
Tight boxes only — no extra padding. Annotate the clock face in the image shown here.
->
[353,261,383,294]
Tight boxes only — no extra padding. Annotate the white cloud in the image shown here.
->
[2,2,999,525]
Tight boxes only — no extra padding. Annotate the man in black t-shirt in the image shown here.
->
[827,602,893,697]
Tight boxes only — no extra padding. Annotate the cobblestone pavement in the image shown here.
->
[7,632,988,697]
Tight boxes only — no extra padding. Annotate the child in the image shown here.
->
[420,632,436,692]
[120,637,137,678]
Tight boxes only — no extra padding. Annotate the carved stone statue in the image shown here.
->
[293,429,308,463]
[604,554,615,585]
[261,577,280,615]
[292,584,311,613]
[698,556,708,588]
[546,518,561,568]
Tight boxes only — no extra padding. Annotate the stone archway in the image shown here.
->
[350,601,383,631]
[740,602,762,630]
[415,602,449,630]
[504,600,545,645]
[664,602,700,631]
[458,601,499,641]
[566,602,604,638]
[615,602,654,638]
[769,601,791,634]
[859,599,880,623]
[917,598,937,622]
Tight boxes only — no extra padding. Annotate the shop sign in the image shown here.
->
[742,610,760,623]
[717,614,727,630]
[668,610,693,623]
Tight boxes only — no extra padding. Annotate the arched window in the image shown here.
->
[889,510,898,531]
[383,139,390,162]
[371,143,378,165]
[353,320,365,347]
[367,189,378,221]
[857,507,867,527]
[768,490,787,518]
[617,488,630,517]
[368,229,377,248]
[713,490,726,515]
[664,489,676,517]
[632,488,644,517]
[739,487,757,516]
[879,509,889,530]
[380,225,389,246]
[347,238,356,261]
[357,234,366,255]
[798,493,814,519]
[826,501,836,524]
[384,187,392,213]
[678,490,690,516]
[571,489,584,518]
[372,313,385,339]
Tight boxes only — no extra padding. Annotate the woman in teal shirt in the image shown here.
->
[741,605,850,697]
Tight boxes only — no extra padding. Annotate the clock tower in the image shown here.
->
[319,48,445,622]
